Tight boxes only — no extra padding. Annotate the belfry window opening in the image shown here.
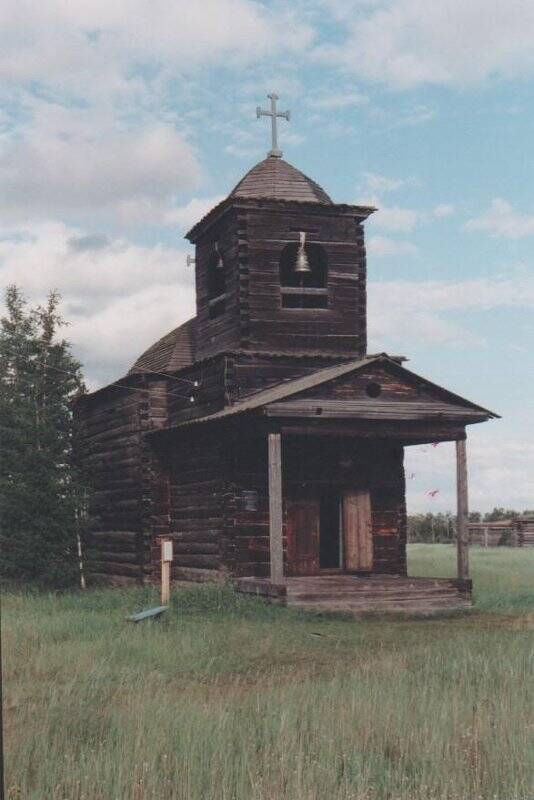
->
[279,233,328,309]
[207,242,226,319]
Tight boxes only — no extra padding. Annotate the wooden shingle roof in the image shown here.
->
[128,317,197,376]
[229,156,332,204]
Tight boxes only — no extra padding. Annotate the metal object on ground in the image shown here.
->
[126,606,168,623]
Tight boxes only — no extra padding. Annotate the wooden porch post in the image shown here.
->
[268,432,284,583]
[456,437,469,579]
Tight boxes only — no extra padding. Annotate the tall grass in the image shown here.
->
[3,546,534,799]
[409,543,534,612]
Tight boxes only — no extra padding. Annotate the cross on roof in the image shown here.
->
[256,93,290,158]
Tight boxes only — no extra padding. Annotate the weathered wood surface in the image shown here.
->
[190,199,367,362]
[343,490,373,571]
[467,517,534,547]
[456,438,469,579]
[73,167,492,598]
[235,575,472,615]
[285,489,320,576]
[268,433,284,582]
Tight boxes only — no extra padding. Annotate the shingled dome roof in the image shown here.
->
[230,156,332,204]
[128,317,197,375]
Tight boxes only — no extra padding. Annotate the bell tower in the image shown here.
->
[186,94,375,362]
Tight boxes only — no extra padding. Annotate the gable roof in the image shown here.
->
[149,354,498,433]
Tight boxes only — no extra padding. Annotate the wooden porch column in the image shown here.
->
[456,437,469,579]
[268,432,284,583]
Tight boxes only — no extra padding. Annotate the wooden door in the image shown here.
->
[342,490,373,571]
[286,491,320,575]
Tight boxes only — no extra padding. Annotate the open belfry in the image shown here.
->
[76,94,498,613]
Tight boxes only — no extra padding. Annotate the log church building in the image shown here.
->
[76,94,498,613]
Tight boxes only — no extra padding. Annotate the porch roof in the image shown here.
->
[148,353,498,436]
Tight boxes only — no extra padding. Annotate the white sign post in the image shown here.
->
[161,538,173,605]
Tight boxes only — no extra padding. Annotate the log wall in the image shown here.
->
[220,431,407,578]
[76,379,172,585]
[243,205,367,356]
[194,207,242,360]
[193,200,367,362]
[167,352,352,426]
[158,429,231,582]
[76,385,146,583]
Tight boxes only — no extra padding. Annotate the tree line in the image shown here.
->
[408,508,534,543]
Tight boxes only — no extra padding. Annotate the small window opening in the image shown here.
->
[207,244,226,319]
[365,381,382,398]
[279,236,328,309]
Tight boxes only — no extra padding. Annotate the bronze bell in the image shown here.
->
[293,231,311,274]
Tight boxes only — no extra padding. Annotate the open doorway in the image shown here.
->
[319,490,342,569]
[286,487,373,575]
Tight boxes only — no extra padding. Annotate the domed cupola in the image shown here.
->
[230,156,332,205]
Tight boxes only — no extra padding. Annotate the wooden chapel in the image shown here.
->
[75,94,498,613]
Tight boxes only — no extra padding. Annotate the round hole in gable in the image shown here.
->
[315,407,323,415]
[365,381,382,398]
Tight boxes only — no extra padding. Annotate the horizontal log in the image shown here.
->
[87,561,143,577]
[88,531,138,543]
[172,567,224,583]
[170,505,224,519]
[168,516,222,530]
[174,554,220,568]
[170,531,218,544]
[85,549,140,564]
[88,573,142,587]
[173,542,219,555]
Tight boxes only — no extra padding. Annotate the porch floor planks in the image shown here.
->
[235,574,472,615]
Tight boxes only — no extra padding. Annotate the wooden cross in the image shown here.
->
[256,93,290,158]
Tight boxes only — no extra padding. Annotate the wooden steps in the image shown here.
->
[236,574,472,616]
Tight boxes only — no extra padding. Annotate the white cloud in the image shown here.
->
[367,235,417,257]
[0,1,313,93]
[163,196,226,230]
[0,1,314,227]
[363,172,406,193]
[368,274,534,348]
[0,108,202,223]
[315,0,534,88]
[434,203,455,218]
[466,198,534,238]
[398,104,436,126]
[369,203,419,232]
[405,434,534,513]
[0,221,196,387]
[72,284,195,388]
[119,195,226,229]
[308,90,367,109]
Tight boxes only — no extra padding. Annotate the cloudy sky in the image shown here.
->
[1,0,533,513]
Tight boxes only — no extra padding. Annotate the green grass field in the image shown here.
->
[3,545,534,800]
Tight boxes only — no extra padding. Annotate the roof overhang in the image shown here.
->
[186,196,376,242]
[147,353,499,437]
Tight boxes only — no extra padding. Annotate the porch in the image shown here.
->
[236,574,473,615]
[234,430,474,615]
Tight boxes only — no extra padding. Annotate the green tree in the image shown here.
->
[0,286,86,586]
[484,507,519,522]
